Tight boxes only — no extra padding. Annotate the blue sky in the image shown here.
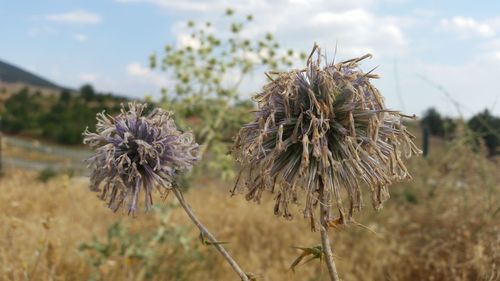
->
[1,0,500,117]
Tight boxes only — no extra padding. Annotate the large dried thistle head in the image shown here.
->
[233,45,421,230]
[83,102,199,214]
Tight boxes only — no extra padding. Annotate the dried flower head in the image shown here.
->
[83,103,199,214]
[233,45,421,230]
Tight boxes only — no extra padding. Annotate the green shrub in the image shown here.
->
[468,109,500,156]
[37,167,57,182]
[78,205,212,281]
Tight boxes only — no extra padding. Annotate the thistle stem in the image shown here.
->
[172,187,249,281]
[320,203,340,281]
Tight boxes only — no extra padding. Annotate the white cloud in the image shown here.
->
[114,0,417,108]
[73,33,88,42]
[158,2,410,60]
[412,8,435,18]
[126,62,168,87]
[439,16,496,39]
[127,63,150,76]
[312,9,372,26]
[288,0,310,5]
[177,34,201,49]
[79,73,98,83]
[116,0,379,13]
[409,57,500,116]
[115,0,211,11]
[46,10,101,25]
[28,26,57,37]
[114,0,500,116]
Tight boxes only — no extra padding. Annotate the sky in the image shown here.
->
[1,0,500,117]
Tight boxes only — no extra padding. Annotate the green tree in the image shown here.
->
[80,84,96,101]
[1,84,126,144]
[60,89,72,103]
[41,88,124,144]
[152,8,305,177]
[421,108,445,137]
[468,109,500,156]
[2,88,43,133]
[442,117,457,138]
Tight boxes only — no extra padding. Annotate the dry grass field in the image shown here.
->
[1,137,499,281]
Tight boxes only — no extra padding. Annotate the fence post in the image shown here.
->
[422,126,429,158]
[0,117,3,175]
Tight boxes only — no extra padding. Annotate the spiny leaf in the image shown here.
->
[199,232,229,246]
[289,245,323,272]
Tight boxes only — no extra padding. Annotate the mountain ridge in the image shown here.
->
[0,59,62,90]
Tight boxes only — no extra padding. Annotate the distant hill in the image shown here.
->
[0,60,61,90]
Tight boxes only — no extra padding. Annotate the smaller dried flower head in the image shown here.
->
[233,45,421,230]
[83,103,199,214]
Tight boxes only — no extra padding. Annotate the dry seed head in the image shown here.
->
[233,45,421,230]
[83,102,199,214]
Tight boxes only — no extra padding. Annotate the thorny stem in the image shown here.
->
[320,202,340,281]
[172,187,249,281]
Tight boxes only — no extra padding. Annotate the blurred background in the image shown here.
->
[0,1,499,281]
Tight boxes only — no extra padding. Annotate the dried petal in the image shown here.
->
[233,45,421,228]
[83,103,199,214]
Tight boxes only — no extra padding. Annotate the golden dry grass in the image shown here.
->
[1,138,499,281]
